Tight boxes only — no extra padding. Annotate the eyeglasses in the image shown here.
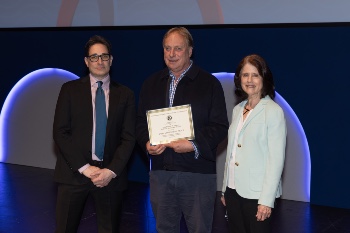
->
[87,54,111,62]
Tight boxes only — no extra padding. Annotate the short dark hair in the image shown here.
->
[163,27,194,48]
[84,35,112,57]
[234,54,275,101]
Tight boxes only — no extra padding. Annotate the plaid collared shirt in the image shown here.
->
[168,61,193,107]
[168,61,199,159]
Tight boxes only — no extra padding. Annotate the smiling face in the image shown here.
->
[240,63,263,99]
[163,32,193,78]
[84,43,113,80]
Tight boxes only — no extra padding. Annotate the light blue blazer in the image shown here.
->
[222,96,286,208]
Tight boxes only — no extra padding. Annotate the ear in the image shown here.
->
[109,55,113,66]
[188,47,193,58]
[84,57,89,67]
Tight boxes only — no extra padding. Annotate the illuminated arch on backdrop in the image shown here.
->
[0,68,78,168]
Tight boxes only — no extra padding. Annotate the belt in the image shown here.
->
[90,160,103,168]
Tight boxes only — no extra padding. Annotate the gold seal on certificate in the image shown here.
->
[146,104,195,145]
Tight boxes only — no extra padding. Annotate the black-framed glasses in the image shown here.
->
[87,54,111,62]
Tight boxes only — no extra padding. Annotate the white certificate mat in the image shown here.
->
[146,104,195,145]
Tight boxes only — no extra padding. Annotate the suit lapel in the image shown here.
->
[240,97,269,133]
[231,101,245,132]
[79,76,93,125]
[227,102,245,154]
[106,81,120,136]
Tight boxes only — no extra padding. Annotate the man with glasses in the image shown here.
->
[53,35,135,232]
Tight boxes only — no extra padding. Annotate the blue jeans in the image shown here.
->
[150,170,217,233]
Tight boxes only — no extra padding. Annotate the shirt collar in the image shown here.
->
[168,60,193,79]
[89,74,110,88]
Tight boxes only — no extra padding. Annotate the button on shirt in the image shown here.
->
[168,61,199,159]
[169,61,192,107]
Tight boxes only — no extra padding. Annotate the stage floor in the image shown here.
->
[0,163,349,233]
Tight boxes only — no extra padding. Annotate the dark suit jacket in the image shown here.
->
[53,75,135,191]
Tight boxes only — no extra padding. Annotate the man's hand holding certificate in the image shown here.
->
[146,104,195,145]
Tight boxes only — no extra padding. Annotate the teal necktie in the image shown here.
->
[95,81,107,160]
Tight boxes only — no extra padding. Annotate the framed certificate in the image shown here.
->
[146,104,195,145]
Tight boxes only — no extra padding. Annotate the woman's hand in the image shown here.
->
[221,195,226,206]
[256,204,271,221]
